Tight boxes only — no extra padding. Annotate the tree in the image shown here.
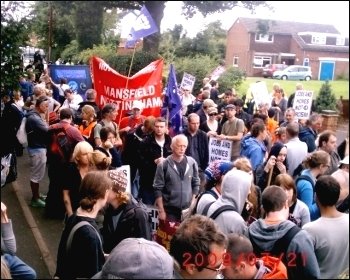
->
[315,81,337,112]
[140,1,269,53]
[1,1,29,93]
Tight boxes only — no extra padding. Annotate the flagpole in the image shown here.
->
[117,42,138,127]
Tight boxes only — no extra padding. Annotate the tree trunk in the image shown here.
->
[143,1,165,53]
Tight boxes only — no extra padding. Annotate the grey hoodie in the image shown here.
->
[206,169,252,235]
[248,219,320,279]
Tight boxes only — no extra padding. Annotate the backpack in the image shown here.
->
[209,205,236,220]
[191,189,219,215]
[112,196,152,240]
[249,225,301,268]
[48,124,73,164]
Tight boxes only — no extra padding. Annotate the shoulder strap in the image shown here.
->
[296,175,315,188]
[271,225,301,258]
[202,200,215,216]
[209,205,236,220]
[66,221,102,253]
[206,189,219,200]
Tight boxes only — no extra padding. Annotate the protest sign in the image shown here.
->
[180,72,196,92]
[208,137,232,162]
[293,90,314,119]
[249,81,270,106]
[210,65,226,81]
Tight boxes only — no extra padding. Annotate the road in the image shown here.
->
[1,119,348,278]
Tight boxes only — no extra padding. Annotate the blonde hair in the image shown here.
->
[82,104,96,120]
[72,141,93,164]
[233,157,252,173]
[91,150,112,170]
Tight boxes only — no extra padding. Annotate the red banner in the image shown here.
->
[90,56,164,120]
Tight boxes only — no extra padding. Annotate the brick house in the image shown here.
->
[225,17,349,80]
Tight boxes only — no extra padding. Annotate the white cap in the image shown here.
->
[132,100,144,110]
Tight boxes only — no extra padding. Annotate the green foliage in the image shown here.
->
[72,2,103,50]
[1,1,29,93]
[217,67,246,94]
[75,44,159,76]
[315,81,337,112]
[60,40,79,62]
[173,55,218,94]
[108,52,161,76]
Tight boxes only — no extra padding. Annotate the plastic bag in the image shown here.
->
[16,117,28,147]
[1,154,12,187]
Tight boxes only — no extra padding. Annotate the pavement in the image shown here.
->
[1,119,348,279]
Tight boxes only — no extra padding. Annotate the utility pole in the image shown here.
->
[48,1,53,62]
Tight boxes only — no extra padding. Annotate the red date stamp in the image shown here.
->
[182,252,307,268]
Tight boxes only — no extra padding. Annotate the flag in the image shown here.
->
[162,64,182,135]
[125,5,159,48]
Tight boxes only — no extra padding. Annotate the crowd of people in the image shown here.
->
[0,73,349,279]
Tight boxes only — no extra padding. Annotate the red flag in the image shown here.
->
[90,56,164,119]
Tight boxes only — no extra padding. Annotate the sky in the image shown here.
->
[121,1,349,38]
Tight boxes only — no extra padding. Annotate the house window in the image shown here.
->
[233,56,239,67]
[255,33,274,42]
[336,37,345,46]
[253,56,271,68]
[311,35,326,45]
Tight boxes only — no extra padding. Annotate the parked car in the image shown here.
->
[273,65,312,81]
[262,64,288,78]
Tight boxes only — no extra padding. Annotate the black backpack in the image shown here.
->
[191,189,219,216]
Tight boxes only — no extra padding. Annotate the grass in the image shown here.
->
[237,77,349,100]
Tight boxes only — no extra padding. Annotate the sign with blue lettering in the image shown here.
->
[48,65,92,99]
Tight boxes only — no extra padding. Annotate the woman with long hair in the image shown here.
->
[55,171,112,279]
[296,150,330,221]
[78,105,97,146]
[275,173,310,227]
[255,141,288,191]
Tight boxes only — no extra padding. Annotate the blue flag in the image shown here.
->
[162,64,182,135]
[125,5,159,48]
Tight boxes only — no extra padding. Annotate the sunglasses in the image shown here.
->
[204,262,224,274]
[209,113,218,116]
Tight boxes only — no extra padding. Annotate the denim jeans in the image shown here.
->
[3,253,37,279]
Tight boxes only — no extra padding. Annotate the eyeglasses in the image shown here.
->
[209,113,218,116]
[204,262,224,274]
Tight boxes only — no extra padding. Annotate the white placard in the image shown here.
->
[208,137,232,162]
[249,81,270,106]
[293,90,314,120]
[210,65,226,81]
[116,165,131,194]
[180,72,196,92]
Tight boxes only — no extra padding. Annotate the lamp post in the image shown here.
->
[48,1,53,62]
